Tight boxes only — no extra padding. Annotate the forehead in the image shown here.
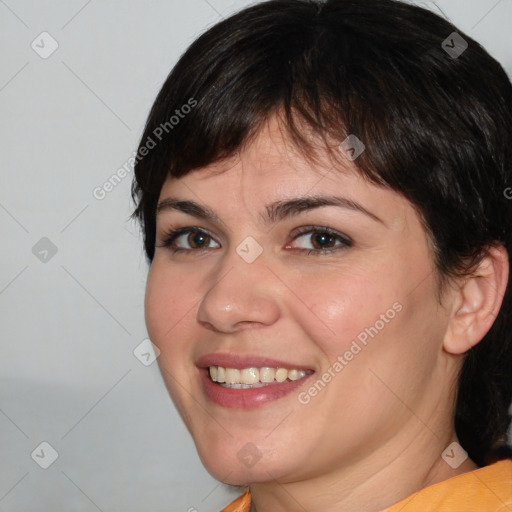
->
[161,116,356,195]
[158,116,412,234]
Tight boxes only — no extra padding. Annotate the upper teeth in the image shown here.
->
[209,366,309,386]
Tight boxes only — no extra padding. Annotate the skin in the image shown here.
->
[145,115,508,512]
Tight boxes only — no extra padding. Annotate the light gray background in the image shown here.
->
[0,1,511,511]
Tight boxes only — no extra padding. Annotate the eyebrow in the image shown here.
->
[156,195,384,226]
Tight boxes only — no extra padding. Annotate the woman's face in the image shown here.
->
[145,116,455,484]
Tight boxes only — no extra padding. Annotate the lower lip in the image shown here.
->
[199,369,314,409]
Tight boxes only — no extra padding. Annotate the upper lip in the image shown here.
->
[196,353,314,371]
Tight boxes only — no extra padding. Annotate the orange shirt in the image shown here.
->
[220,458,512,512]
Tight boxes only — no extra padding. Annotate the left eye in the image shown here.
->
[287,228,352,252]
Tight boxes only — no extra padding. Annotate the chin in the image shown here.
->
[197,441,298,486]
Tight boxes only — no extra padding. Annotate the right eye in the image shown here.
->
[158,227,220,253]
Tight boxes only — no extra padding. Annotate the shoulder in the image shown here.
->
[383,458,512,512]
[220,487,251,512]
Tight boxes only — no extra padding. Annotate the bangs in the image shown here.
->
[131,0,512,467]
[133,0,512,269]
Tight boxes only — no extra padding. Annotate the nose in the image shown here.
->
[196,247,281,334]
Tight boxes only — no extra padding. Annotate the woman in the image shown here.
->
[131,0,512,510]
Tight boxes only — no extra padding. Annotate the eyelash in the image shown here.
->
[157,226,353,256]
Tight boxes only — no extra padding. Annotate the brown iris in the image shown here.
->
[187,232,210,248]
[310,232,336,250]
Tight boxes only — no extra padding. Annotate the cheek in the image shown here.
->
[299,259,439,413]
[301,266,391,359]
[144,261,195,348]
[145,262,199,419]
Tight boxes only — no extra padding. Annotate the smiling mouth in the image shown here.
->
[209,366,314,389]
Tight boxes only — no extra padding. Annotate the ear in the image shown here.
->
[443,246,509,355]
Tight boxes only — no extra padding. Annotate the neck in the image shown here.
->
[248,427,477,512]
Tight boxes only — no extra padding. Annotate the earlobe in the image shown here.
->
[443,246,509,355]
